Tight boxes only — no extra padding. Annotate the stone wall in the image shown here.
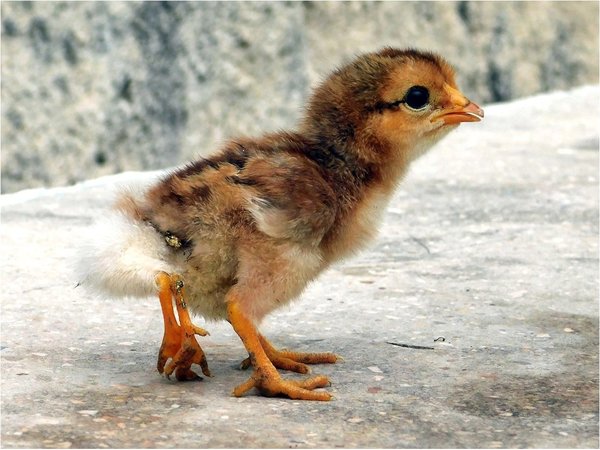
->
[2,1,598,193]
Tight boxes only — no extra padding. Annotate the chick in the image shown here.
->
[78,48,483,401]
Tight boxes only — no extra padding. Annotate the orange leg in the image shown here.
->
[227,296,333,401]
[240,333,338,374]
[155,272,211,381]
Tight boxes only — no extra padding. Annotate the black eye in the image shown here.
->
[403,86,429,110]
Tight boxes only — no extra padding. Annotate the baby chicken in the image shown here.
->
[78,48,483,401]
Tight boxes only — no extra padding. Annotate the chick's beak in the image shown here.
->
[432,84,484,125]
[439,101,484,125]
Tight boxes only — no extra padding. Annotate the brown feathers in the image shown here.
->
[115,48,482,322]
[78,48,486,400]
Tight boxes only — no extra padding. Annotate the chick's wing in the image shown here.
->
[234,152,337,246]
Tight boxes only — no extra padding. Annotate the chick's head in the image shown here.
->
[304,47,484,164]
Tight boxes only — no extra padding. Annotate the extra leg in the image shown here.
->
[226,295,333,401]
[155,272,211,381]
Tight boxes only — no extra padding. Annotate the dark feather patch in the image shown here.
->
[226,175,257,186]
[191,185,211,201]
[163,180,187,206]
[224,154,247,170]
[301,140,376,186]
[175,158,219,179]
[211,143,252,170]
[375,47,444,70]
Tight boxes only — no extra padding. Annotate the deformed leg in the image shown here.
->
[227,295,333,401]
[155,272,211,381]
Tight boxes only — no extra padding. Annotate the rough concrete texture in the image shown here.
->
[1,86,598,448]
[2,1,599,193]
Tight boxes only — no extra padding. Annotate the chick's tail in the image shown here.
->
[75,211,178,298]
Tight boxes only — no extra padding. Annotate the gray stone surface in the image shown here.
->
[1,1,308,193]
[2,1,599,193]
[1,87,598,448]
[305,1,599,102]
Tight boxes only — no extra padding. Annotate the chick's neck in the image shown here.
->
[299,112,410,199]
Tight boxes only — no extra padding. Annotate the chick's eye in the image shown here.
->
[403,86,429,110]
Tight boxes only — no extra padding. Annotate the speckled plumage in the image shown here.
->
[78,48,483,399]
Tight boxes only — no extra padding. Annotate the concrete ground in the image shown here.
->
[1,86,598,448]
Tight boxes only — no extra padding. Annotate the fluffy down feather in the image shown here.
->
[76,211,179,298]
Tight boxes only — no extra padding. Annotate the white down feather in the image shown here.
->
[75,211,180,298]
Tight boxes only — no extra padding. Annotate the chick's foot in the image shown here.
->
[234,367,332,401]
[227,298,333,401]
[240,334,338,374]
[156,272,211,381]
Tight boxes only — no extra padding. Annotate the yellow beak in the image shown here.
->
[439,101,485,125]
[432,84,484,125]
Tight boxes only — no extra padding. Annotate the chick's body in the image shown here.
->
[79,48,483,400]
[125,133,386,322]
[133,134,338,322]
